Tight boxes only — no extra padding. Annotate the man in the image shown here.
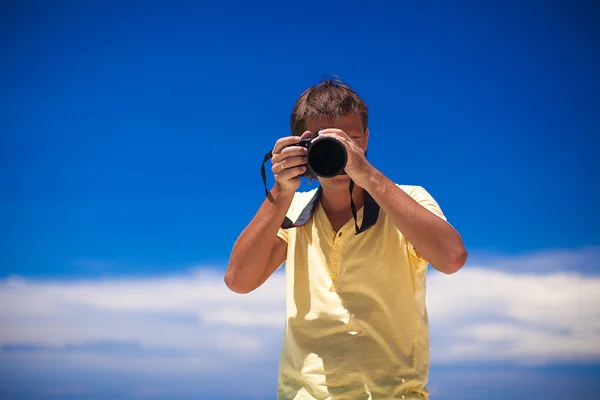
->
[225,76,467,399]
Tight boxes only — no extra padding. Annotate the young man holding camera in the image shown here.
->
[225,77,467,399]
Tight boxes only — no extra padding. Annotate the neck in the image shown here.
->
[319,179,364,214]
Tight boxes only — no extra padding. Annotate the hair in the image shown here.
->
[290,75,368,136]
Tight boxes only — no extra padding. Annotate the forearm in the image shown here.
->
[360,168,467,274]
[225,184,293,291]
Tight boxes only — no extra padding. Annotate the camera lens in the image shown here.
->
[306,137,347,177]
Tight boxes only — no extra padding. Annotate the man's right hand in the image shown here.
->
[270,131,313,192]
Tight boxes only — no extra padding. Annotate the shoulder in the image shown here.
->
[394,183,421,195]
[393,184,435,199]
[393,184,429,195]
[393,183,447,221]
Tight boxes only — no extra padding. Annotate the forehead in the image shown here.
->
[305,114,364,134]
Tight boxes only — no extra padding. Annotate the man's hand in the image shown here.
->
[313,128,373,185]
[271,131,313,192]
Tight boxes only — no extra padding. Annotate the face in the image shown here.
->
[304,113,369,185]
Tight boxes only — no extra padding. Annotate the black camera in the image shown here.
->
[292,131,347,178]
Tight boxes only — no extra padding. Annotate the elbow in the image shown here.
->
[443,246,468,274]
[224,267,256,294]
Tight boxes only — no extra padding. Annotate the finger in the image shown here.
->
[281,155,307,169]
[271,155,307,175]
[313,132,348,144]
[316,129,351,142]
[299,130,313,140]
[280,145,308,158]
[271,147,307,166]
[275,165,307,180]
[273,136,302,154]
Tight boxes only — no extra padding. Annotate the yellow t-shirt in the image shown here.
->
[275,184,446,400]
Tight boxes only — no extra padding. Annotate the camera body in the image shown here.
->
[291,131,348,178]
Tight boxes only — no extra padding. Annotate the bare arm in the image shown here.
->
[224,132,312,294]
[315,128,467,275]
[361,169,467,274]
[256,235,288,288]
[224,184,292,294]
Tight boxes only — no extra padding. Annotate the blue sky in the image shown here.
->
[1,1,598,399]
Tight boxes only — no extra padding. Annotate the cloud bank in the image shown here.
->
[1,247,599,398]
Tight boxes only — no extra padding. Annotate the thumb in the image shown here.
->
[299,130,313,140]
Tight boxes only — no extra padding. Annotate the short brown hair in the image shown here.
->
[290,75,368,136]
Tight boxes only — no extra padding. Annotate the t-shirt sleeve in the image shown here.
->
[277,225,290,243]
[409,185,446,221]
[403,185,447,261]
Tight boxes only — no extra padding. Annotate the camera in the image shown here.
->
[292,131,347,178]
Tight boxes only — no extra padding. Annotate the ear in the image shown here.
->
[364,128,370,149]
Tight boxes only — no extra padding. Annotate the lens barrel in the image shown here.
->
[306,137,347,177]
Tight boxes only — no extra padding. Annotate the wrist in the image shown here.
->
[272,182,297,199]
[351,164,378,189]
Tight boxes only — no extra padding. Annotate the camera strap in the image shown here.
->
[261,150,274,197]
[261,151,379,234]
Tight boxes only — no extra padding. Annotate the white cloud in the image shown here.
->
[427,267,600,365]
[0,269,285,356]
[0,247,599,394]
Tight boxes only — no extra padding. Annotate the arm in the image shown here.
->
[360,168,467,274]
[224,184,292,294]
[314,128,467,274]
[224,131,312,293]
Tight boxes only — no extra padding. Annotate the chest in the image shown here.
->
[324,210,355,232]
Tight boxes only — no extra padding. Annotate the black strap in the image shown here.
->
[349,179,359,234]
[261,150,273,197]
